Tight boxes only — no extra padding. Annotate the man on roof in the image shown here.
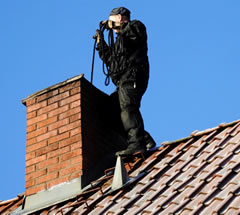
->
[95,7,156,156]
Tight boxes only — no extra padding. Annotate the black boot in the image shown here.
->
[115,142,146,157]
[144,131,156,150]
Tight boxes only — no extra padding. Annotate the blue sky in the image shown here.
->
[0,0,239,200]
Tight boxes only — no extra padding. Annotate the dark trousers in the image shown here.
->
[118,81,146,145]
[110,65,149,146]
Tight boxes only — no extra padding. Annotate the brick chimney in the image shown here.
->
[22,74,126,211]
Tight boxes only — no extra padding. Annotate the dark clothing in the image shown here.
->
[97,20,149,86]
[97,19,150,148]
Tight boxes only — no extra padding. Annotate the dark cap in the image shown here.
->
[110,7,131,18]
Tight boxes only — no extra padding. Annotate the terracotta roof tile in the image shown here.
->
[3,119,240,214]
[129,201,152,214]
[229,193,240,209]
[71,199,89,214]
[160,202,179,214]
[214,127,232,140]
[201,198,223,214]
[224,207,240,215]
[142,199,161,213]
[0,194,24,214]
[230,123,240,135]
[180,208,192,215]
[87,205,104,215]
[123,205,143,215]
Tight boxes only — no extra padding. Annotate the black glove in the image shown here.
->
[93,30,102,44]
[99,20,108,28]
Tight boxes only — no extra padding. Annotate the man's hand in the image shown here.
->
[108,20,121,29]
[108,20,113,29]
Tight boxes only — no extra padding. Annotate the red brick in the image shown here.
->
[26,151,35,161]
[36,130,57,142]
[71,127,81,136]
[59,135,81,148]
[59,121,81,134]
[70,113,81,123]
[48,160,70,173]
[70,100,80,109]
[26,165,35,174]
[48,132,70,145]
[71,156,82,165]
[60,149,82,162]
[37,157,59,170]
[59,81,80,94]
[70,87,80,96]
[60,164,82,176]
[59,107,80,120]
[25,184,46,196]
[27,111,37,120]
[27,113,47,126]
[38,102,58,115]
[25,169,47,181]
[26,154,47,167]
[36,172,58,185]
[48,146,70,159]
[36,89,59,103]
[26,140,47,153]
[71,171,82,180]
[26,98,36,106]
[26,124,37,133]
[36,143,59,156]
[26,180,35,189]
[59,94,80,107]
[27,127,47,140]
[26,138,36,146]
[71,142,82,151]
[37,116,58,128]
[48,118,69,131]
[27,100,47,113]
[48,105,69,118]
[47,176,70,189]
[48,91,69,105]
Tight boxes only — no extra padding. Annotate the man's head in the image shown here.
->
[109,7,131,33]
[110,7,130,19]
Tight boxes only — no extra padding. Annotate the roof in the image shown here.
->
[0,194,24,215]
[2,119,240,214]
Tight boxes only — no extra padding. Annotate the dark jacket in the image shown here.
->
[97,20,149,86]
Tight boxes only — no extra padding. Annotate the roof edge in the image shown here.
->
[162,119,240,146]
[21,74,84,105]
[0,194,24,206]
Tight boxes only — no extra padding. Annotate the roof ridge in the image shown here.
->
[162,119,240,146]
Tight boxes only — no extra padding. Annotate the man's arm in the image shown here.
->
[120,20,148,64]
[120,20,147,44]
